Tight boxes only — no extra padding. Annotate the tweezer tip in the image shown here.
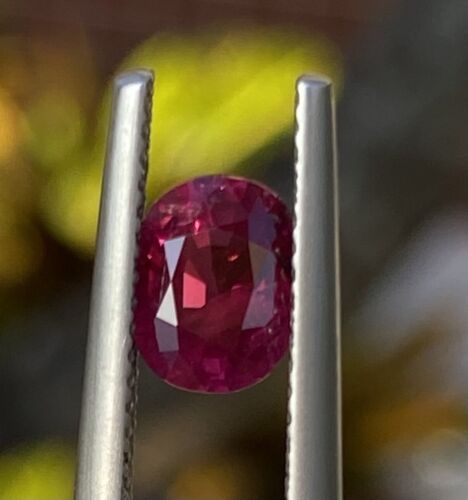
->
[114,69,154,90]
[296,74,332,91]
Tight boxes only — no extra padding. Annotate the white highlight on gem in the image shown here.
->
[156,284,178,326]
[164,236,185,278]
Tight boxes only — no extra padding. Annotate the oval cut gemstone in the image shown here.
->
[134,175,292,393]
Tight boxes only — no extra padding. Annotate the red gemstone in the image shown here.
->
[134,175,292,393]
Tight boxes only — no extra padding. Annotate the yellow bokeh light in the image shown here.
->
[40,28,342,255]
[40,158,102,254]
[0,441,74,500]
[120,29,342,197]
[23,90,86,170]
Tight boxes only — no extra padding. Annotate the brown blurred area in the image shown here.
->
[3,0,468,499]
[6,0,393,37]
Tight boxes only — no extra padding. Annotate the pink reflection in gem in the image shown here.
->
[183,272,207,309]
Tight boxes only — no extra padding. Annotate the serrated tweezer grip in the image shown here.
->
[74,70,154,500]
[286,76,342,500]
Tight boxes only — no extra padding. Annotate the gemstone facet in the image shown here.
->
[134,175,292,393]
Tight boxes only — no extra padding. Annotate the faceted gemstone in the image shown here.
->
[134,175,292,393]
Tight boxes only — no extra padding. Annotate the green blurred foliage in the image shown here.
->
[40,28,341,255]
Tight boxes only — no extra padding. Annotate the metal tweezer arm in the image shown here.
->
[287,77,342,500]
[75,70,153,500]
[74,71,342,500]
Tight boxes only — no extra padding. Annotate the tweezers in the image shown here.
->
[74,70,342,500]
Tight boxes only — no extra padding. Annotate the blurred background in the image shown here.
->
[1,0,468,498]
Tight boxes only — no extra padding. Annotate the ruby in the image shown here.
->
[134,175,292,393]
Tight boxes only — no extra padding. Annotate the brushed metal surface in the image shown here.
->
[286,76,342,500]
[75,70,154,500]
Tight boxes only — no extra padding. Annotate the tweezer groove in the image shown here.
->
[121,75,154,500]
[122,75,154,500]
